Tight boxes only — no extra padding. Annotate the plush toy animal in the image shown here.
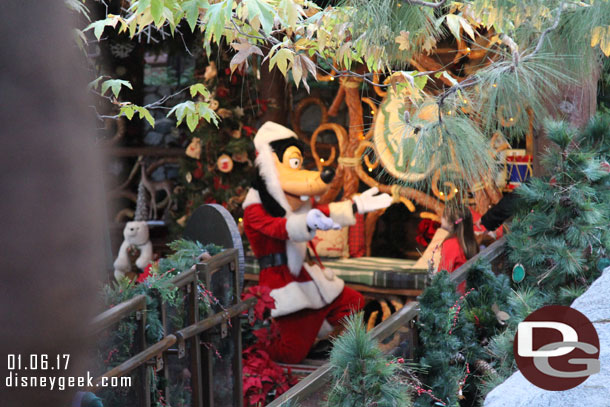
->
[113,221,153,281]
[242,121,392,363]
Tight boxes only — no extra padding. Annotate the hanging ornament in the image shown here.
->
[512,263,525,283]
[176,215,188,227]
[217,154,234,173]
[185,172,193,183]
[234,106,245,118]
[491,303,510,325]
[185,137,202,159]
[203,61,217,82]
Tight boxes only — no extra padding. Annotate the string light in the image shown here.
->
[329,76,335,81]
[463,99,468,104]
[509,117,514,122]
[447,110,452,115]
[238,218,243,223]
[368,167,373,172]
[492,83,497,88]
[454,188,458,193]
[320,158,325,163]
[440,191,444,196]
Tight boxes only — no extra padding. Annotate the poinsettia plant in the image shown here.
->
[241,285,297,406]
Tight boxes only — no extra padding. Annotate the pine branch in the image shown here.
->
[403,0,448,8]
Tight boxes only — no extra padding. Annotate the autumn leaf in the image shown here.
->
[230,41,264,72]
[395,30,410,51]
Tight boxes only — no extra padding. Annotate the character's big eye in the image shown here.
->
[289,158,301,169]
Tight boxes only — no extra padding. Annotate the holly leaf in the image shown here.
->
[101,79,133,98]
[395,30,410,51]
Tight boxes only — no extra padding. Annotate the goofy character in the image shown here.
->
[242,121,392,363]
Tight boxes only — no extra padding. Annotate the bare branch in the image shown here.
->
[521,1,565,62]
[403,0,448,8]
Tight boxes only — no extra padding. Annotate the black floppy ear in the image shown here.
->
[252,173,286,217]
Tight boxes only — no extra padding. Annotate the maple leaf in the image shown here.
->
[395,30,410,51]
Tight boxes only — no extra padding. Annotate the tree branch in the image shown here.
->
[521,1,565,62]
[403,0,448,8]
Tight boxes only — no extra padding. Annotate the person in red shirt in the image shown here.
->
[438,205,479,294]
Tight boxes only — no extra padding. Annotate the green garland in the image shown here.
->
[95,239,223,407]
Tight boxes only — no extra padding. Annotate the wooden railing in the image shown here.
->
[267,237,507,407]
[90,248,255,407]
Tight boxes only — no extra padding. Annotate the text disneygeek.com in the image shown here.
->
[5,354,131,390]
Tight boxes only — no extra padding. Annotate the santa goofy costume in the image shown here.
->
[243,122,392,363]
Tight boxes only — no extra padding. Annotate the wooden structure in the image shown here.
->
[90,248,255,407]
[267,237,507,407]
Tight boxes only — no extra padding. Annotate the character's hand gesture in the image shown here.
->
[352,187,392,214]
[306,209,341,231]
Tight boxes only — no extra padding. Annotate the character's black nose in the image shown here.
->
[320,166,335,184]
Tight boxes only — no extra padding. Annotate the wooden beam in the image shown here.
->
[266,301,420,407]
[90,295,147,333]
[448,236,506,285]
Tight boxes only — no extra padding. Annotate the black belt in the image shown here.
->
[258,253,288,270]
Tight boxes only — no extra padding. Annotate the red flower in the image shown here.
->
[242,285,276,321]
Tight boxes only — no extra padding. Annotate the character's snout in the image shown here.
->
[320,167,335,184]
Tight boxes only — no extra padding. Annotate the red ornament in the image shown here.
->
[549,176,557,186]
[243,125,257,137]
[193,162,204,179]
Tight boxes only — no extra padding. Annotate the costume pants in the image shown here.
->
[266,286,364,364]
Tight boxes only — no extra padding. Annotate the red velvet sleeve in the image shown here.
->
[243,204,289,240]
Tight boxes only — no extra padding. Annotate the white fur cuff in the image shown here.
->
[286,213,315,242]
[329,200,356,227]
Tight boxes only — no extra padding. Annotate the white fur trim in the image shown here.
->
[317,319,334,339]
[269,264,344,318]
[329,200,357,227]
[253,122,298,213]
[286,213,315,242]
[254,121,298,151]
[242,188,261,209]
[286,241,307,277]
[304,263,344,303]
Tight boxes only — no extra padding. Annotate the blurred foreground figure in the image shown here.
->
[0,3,105,406]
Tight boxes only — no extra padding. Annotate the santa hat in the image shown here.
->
[250,121,298,214]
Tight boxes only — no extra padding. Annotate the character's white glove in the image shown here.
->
[306,209,341,231]
[352,187,393,214]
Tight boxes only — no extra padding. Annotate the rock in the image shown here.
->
[154,118,174,134]
[143,92,160,106]
[143,131,164,146]
[484,267,610,407]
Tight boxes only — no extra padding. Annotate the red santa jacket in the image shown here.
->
[243,189,356,318]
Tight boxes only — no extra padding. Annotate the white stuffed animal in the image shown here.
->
[113,221,153,282]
